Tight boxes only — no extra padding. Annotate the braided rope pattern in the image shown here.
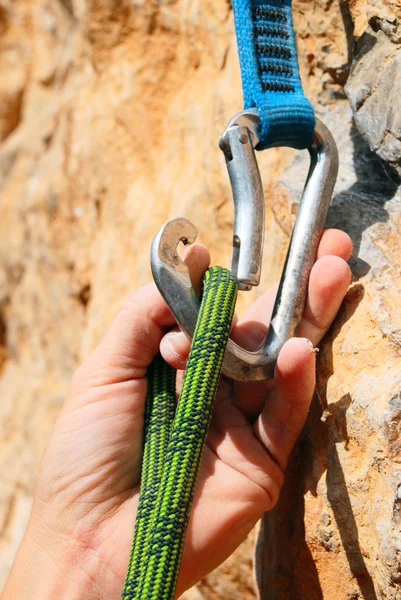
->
[122,355,176,600]
[122,267,237,600]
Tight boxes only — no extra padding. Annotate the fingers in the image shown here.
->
[297,255,352,344]
[232,255,350,420]
[184,243,210,297]
[161,228,352,370]
[230,231,351,421]
[73,243,209,387]
[230,229,351,420]
[160,327,190,371]
[232,229,352,348]
[317,229,353,260]
[230,286,277,351]
[254,337,316,471]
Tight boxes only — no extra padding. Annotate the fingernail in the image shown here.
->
[164,331,190,356]
[300,337,319,353]
[166,331,184,339]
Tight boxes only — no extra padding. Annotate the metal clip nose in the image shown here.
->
[219,109,264,291]
[151,116,339,381]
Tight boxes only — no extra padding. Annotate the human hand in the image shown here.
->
[2,229,352,600]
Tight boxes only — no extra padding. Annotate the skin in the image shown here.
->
[2,229,352,600]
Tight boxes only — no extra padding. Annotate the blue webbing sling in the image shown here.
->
[232,0,315,150]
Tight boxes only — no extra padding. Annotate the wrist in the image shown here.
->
[2,513,122,600]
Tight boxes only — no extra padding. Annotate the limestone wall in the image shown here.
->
[0,1,400,598]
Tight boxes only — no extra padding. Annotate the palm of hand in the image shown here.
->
[32,230,351,598]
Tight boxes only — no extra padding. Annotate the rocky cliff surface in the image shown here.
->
[0,1,400,598]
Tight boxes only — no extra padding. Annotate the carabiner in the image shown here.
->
[151,113,338,381]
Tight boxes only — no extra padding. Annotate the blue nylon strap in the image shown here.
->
[231,0,315,150]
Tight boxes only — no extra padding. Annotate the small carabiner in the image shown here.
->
[151,112,338,381]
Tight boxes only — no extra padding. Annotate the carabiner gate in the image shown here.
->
[151,112,338,381]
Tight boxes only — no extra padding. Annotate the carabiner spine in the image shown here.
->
[263,118,339,361]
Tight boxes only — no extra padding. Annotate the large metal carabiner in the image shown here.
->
[151,111,338,381]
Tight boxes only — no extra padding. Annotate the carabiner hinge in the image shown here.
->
[219,109,264,291]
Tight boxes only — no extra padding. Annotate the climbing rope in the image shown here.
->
[122,354,176,598]
[122,267,237,599]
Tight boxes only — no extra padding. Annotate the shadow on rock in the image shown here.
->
[329,125,398,279]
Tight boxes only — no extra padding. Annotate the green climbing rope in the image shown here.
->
[122,266,238,600]
[122,354,176,599]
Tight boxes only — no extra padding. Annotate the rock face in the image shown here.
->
[255,104,401,600]
[0,1,400,599]
[345,1,401,175]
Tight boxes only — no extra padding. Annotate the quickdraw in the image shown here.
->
[122,1,339,598]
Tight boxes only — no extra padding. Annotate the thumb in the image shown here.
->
[72,283,175,389]
[72,243,210,389]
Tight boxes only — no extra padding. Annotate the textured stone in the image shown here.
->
[345,3,401,174]
[0,1,401,599]
[255,104,401,600]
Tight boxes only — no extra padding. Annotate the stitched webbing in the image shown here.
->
[232,0,315,150]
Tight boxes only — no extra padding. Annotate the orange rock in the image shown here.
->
[1,1,400,598]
